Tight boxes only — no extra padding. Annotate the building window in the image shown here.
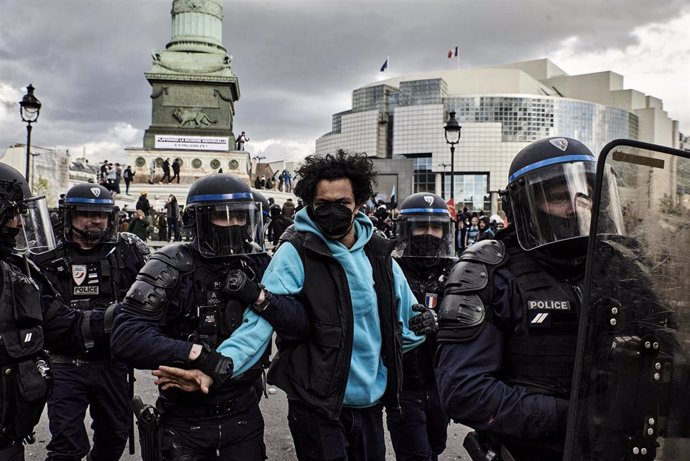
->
[444,173,491,212]
[411,155,435,193]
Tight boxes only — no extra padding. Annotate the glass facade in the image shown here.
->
[314,63,672,213]
[444,173,491,212]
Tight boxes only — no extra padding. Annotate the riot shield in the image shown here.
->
[565,140,690,460]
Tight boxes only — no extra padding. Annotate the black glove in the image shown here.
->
[191,344,234,388]
[409,303,438,336]
[223,269,263,305]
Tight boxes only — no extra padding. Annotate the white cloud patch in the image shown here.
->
[553,11,690,131]
[56,122,141,164]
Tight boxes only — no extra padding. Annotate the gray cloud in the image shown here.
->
[0,0,687,161]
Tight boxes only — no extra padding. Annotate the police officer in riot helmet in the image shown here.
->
[435,137,614,460]
[0,163,96,460]
[387,192,456,460]
[111,173,272,460]
[0,163,52,459]
[30,182,149,461]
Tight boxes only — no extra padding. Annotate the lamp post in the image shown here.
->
[19,84,42,182]
[443,111,461,201]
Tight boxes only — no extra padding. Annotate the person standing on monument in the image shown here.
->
[171,158,181,184]
[162,158,171,183]
[236,131,249,151]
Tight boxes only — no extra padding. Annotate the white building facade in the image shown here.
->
[316,59,681,212]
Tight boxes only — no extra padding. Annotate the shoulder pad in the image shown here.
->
[151,243,194,272]
[119,232,151,257]
[436,241,506,344]
[444,260,489,293]
[136,258,182,289]
[459,239,507,265]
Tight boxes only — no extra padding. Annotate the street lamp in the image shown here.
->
[443,111,461,201]
[19,84,42,182]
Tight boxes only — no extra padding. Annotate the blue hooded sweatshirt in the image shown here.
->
[261,208,424,407]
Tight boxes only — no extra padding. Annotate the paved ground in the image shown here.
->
[27,368,471,460]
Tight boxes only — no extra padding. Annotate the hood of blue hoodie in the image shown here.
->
[293,206,387,407]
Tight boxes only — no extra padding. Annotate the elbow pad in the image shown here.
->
[121,243,193,317]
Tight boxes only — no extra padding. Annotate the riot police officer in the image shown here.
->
[31,183,149,461]
[435,137,600,460]
[387,193,456,460]
[111,173,272,460]
[0,163,52,460]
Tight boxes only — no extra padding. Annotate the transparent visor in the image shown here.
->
[64,206,118,244]
[511,161,623,251]
[395,214,455,258]
[16,196,56,254]
[194,201,264,257]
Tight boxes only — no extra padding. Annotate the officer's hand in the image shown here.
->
[189,344,234,390]
[409,303,438,336]
[223,269,263,305]
[153,366,213,394]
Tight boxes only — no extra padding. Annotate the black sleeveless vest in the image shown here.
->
[502,236,582,397]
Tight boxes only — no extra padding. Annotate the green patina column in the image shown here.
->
[143,0,240,152]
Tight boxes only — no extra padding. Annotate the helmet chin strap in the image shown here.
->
[71,225,105,243]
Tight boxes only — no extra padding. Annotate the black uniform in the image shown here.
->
[32,233,149,460]
[111,244,271,460]
[387,257,455,460]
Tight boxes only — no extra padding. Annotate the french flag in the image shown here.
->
[447,46,459,59]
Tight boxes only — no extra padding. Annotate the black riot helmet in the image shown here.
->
[0,162,56,254]
[184,173,264,258]
[396,192,454,258]
[63,183,118,245]
[503,137,606,251]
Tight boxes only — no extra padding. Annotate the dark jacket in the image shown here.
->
[266,231,403,420]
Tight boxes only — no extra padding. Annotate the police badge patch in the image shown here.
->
[72,265,87,286]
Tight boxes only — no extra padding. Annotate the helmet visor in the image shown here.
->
[395,214,454,258]
[19,196,56,254]
[511,161,600,250]
[194,201,264,257]
[64,206,118,244]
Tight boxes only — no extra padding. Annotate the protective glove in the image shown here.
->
[223,269,263,305]
[190,344,234,389]
[409,303,438,336]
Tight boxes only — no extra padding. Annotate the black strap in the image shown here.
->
[81,310,95,349]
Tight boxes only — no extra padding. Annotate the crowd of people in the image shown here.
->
[0,136,686,461]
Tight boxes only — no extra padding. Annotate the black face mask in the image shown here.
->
[211,225,246,255]
[407,234,443,257]
[311,203,355,240]
[0,226,20,257]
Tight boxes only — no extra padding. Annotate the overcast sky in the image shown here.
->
[1,0,688,164]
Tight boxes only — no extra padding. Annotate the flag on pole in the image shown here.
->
[380,57,389,72]
[446,197,457,220]
[447,46,459,59]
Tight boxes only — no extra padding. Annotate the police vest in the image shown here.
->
[502,240,582,397]
[0,259,49,442]
[397,257,455,388]
[37,240,129,310]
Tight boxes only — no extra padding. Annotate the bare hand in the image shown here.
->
[152,366,214,394]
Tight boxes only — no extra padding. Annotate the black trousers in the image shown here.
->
[161,391,265,461]
[287,399,385,461]
[386,386,449,461]
[46,361,130,461]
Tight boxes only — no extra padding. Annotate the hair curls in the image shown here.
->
[294,150,376,206]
